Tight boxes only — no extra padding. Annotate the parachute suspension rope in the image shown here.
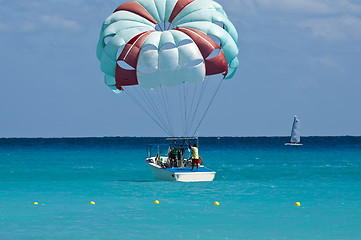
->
[156,86,173,134]
[178,86,186,137]
[140,87,175,136]
[132,87,171,134]
[164,87,176,137]
[140,88,169,133]
[188,79,210,136]
[160,86,175,137]
[125,88,172,136]
[185,82,199,136]
[187,82,200,136]
[124,88,172,136]
[192,78,224,137]
[157,86,172,136]
[183,82,188,136]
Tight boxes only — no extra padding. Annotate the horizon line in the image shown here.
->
[1,135,361,139]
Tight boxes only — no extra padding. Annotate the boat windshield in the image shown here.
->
[146,137,198,159]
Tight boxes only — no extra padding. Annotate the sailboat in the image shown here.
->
[284,116,303,146]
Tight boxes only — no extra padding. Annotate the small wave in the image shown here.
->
[314,165,348,168]
[115,180,154,183]
[74,166,95,169]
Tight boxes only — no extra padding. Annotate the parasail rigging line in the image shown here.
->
[156,86,173,135]
[192,78,224,137]
[139,87,170,132]
[126,88,172,136]
[160,86,175,137]
[124,89,172,136]
[133,87,169,133]
[155,87,172,133]
[185,81,199,135]
[178,85,186,137]
[145,90,174,136]
[183,82,188,136]
[164,86,176,137]
[188,79,209,136]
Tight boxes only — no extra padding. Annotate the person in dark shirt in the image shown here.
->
[168,147,178,168]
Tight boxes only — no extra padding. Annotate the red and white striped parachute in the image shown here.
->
[97,0,238,136]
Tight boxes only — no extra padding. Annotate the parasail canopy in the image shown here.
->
[97,0,239,137]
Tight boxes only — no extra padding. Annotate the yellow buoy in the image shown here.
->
[154,200,159,204]
[90,201,95,205]
[295,202,301,207]
[214,201,220,206]
[33,202,38,205]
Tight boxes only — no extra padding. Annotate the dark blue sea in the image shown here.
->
[1,137,361,239]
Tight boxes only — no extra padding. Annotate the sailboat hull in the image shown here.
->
[284,143,303,146]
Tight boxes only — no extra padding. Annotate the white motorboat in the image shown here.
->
[145,138,216,182]
[285,116,303,146]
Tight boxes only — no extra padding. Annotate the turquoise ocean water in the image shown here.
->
[1,137,361,240]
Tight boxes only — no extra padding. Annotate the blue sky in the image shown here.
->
[1,0,361,137]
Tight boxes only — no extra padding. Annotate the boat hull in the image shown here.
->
[146,160,215,182]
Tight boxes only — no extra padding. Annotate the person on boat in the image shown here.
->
[168,147,178,168]
[155,153,165,168]
[155,153,160,165]
[177,146,185,167]
[189,143,199,171]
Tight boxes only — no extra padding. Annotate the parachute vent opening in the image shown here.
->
[208,34,221,47]
[116,45,126,60]
[185,59,204,68]
[155,22,173,32]
[160,42,177,51]
[104,35,115,46]
[178,39,193,47]
[213,21,225,29]
[137,66,158,74]
[206,49,221,60]
[142,44,158,51]
[117,61,135,70]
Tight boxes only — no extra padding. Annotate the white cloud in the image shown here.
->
[2,15,79,33]
[300,16,361,41]
[255,0,333,14]
[40,15,79,30]
[220,0,361,42]
[221,0,361,16]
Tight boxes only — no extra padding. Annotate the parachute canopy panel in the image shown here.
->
[97,0,239,91]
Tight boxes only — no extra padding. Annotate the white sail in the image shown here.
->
[290,116,301,143]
